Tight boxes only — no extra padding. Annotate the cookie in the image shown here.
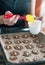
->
[41,48,45,53]
[33,56,42,61]
[22,40,31,44]
[5,41,12,44]
[14,40,21,44]
[30,34,37,38]
[32,49,39,54]
[23,51,31,57]
[14,45,23,50]
[10,51,19,56]
[13,35,20,39]
[4,46,12,50]
[43,54,45,58]
[21,34,29,38]
[9,57,17,61]
[20,58,30,63]
[25,44,34,49]
[36,44,44,48]
[2,35,10,39]
[33,39,40,43]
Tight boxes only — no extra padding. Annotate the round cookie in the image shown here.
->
[4,46,12,50]
[41,48,45,53]
[23,51,31,57]
[33,56,42,61]
[14,40,21,44]
[43,54,45,58]
[30,34,37,38]
[21,34,29,38]
[13,35,20,39]
[14,45,23,50]
[9,57,17,61]
[22,40,31,44]
[33,38,40,43]
[5,41,12,44]
[25,44,34,49]
[10,51,19,56]
[32,49,39,54]
[36,44,44,48]
[2,35,10,39]
[20,58,30,63]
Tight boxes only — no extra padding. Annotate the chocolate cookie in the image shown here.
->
[10,51,19,56]
[33,56,42,61]
[41,48,45,53]
[9,57,17,61]
[2,35,10,39]
[14,45,23,50]
[25,44,34,49]
[20,58,30,63]
[4,46,12,50]
[30,34,37,38]
[5,41,12,44]
[32,49,39,54]
[23,51,31,57]
[33,38,40,43]
[21,34,29,38]
[14,40,21,44]
[43,54,45,58]
[36,44,44,48]
[13,35,20,39]
[22,40,31,44]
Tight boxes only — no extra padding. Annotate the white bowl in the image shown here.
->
[28,20,41,35]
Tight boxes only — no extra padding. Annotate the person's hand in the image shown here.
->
[2,11,20,26]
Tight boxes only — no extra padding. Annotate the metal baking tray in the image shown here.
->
[0,28,45,65]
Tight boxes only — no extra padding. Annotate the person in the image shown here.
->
[0,0,31,27]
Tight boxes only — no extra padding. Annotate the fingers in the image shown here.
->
[5,11,13,16]
[3,15,20,26]
[12,15,20,23]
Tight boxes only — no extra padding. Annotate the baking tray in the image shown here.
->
[0,28,45,65]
